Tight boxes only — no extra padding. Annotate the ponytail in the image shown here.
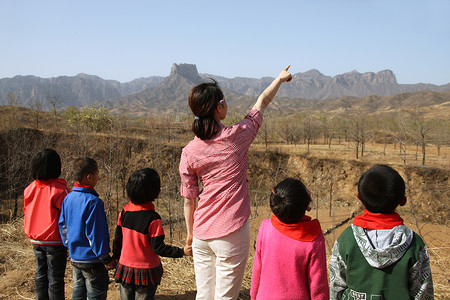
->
[192,115,220,140]
[188,79,224,140]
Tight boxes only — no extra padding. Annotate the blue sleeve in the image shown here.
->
[85,198,111,260]
[58,203,68,246]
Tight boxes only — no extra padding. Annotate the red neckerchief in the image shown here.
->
[123,201,155,212]
[271,215,322,242]
[74,182,95,190]
[353,209,404,229]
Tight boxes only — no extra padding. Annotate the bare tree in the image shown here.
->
[258,120,272,149]
[409,110,430,165]
[319,115,334,148]
[302,116,321,152]
[6,91,19,129]
[348,112,369,159]
[429,119,449,156]
[28,98,45,130]
[278,116,301,145]
[46,94,63,131]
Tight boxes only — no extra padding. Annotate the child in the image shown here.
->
[24,148,70,300]
[329,164,434,299]
[112,168,192,300]
[180,66,292,299]
[251,178,329,300]
[59,157,115,300]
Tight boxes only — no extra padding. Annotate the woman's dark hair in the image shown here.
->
[73,157,98,182]
[31,148,62,180]
[188,79,224,140]
[126,168,161,204]
[358,164,405,214]
[270,177,311,224]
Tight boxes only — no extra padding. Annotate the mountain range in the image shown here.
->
[1,63,449,115]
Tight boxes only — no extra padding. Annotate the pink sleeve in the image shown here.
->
[238,109,263,142]
[308,234,330,300]
[179,150,199,199]
[250,224,263,299]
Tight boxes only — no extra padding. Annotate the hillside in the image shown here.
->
[1,63,449,112]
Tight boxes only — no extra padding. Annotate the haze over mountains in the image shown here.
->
[1,63,449,115]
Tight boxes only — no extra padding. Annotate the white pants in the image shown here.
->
[193,222,250,300]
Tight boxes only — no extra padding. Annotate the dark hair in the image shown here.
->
[31,148,62,180]
[270,177,311,224]
[188,79,224,140]
[358,164,405,213]
[126,168,160,204]
[73,157,98,182]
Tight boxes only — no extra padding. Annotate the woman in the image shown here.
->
[180,66,292,299]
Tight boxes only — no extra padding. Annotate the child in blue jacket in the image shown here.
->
[59,157,116,300]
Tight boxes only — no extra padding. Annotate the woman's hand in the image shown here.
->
[278,65,292,83]
[186,234,193,246]
[252,65,293,114]
[183,244,193,256]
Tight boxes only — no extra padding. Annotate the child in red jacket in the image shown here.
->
[112,168,192,299]
[24,148,70,299]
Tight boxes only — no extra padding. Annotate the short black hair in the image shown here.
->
[270,177,311,224]
[73,157,98,182]
[31,148,62,180]
[126,168,161,204]
[358,164,405,214]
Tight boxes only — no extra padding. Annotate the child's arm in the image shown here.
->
[58,207,68,246]
[329,240,348,299]
[308,234,329,300]
[149,219,184,258]
[112,225,122,260]
[250,229,263,299]
[85,199,112,263]
[408,243,434,299]
[252,65,292,115]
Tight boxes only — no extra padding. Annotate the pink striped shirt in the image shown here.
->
[179,109,262,240]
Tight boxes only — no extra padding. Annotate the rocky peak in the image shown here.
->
[170,63,201,82]
[375,70,397,84]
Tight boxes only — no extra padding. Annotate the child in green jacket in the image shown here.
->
[329,164,434,299]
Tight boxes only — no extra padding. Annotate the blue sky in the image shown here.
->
[1,0,449,84]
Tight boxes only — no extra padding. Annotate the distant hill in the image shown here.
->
[101,64,253,116]
[0,63,449,114]
[102,64,450,116]
[208,69,450,99]
[0,74,163,107]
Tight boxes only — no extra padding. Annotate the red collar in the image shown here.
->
[123,201,155,212]
[74,182,95,190]
[353,209,404,229]
[35,178,66,188]
[271,215,322,242]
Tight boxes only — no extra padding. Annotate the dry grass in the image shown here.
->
[251,141,449,170]
[1,205,448,299]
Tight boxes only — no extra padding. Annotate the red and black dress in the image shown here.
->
[112,202,184,286]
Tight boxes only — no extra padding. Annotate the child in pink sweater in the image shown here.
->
[251,178,329,300]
